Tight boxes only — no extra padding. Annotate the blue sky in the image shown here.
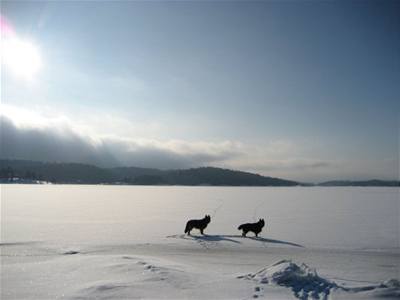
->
[1,1,399,182]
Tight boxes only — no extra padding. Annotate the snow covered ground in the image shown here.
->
[1,185,399,299]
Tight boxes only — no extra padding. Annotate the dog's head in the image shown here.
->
[204,214,211,223]
[259,218,265,227]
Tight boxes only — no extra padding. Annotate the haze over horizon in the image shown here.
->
[1,1,399,182]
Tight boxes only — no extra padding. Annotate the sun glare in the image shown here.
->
[2,37,42,80]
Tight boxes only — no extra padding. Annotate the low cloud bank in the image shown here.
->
[3,108,392,182]
[0,115,240,169]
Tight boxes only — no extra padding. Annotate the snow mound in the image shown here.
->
[238,259,337,299]
[238,260,400,300]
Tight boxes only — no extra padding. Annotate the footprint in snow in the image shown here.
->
[252,286,264,298]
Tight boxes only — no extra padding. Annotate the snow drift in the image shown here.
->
[238,259,400,300]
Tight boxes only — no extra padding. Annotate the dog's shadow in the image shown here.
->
[168,234,241,244]
[193,234,241,244]
[167,234,304,248]
[223,235,304,248]
[247,236,304,248]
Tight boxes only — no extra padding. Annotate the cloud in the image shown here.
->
[0,111,241,169]
[3,105,394,182]
[0,115,116,167]
[0,105,337,179]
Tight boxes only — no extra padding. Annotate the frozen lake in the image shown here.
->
[2,185,399,250]
[1,185,399,299]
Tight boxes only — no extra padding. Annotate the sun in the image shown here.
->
[2,36,42,80]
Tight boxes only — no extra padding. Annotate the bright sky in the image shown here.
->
[1,1,399,182]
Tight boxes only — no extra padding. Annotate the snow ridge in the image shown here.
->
[238,259,400,300]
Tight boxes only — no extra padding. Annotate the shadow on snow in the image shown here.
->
[247,236,304,248]
[181,234,241,244]
[167,234,304,248]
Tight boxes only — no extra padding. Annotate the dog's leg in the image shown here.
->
[200,229,204,235]
[242,231,247,237]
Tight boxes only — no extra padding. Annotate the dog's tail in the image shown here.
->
[184,222,190,234]
[238,224,243,230]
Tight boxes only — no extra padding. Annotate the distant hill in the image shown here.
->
[2,159,397,187]
[318,180,399,187]
[136,167,298,186]
[0,160,113,184]
[0,159,299,186]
